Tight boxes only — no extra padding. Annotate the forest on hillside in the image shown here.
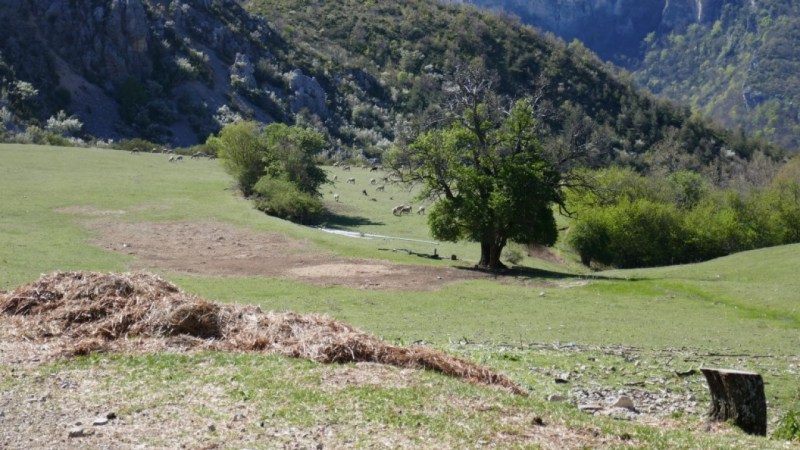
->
[636,0,800,151]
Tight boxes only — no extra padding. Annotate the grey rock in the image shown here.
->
[578,403,604,412]
[610,395,636,411]
[289,69,328,119]
[93,417,109,426]
[68,427,87,438]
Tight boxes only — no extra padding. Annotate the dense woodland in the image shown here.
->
[635,0,800,152]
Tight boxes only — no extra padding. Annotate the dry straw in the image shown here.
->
[0,271,526,395]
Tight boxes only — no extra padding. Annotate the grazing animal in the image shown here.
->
[417,206,426,215]
[370,166,378,172]
[191,152,203,159]
[334,193,340,202]
[347,177,356,184]
[392,205,404,216]
[401,205,413,215]
[176,155,184,161]
[342,165,351,171]
[332,175,338,181]
[376,185,385,192]
[362,189,368,196]
[370,178,376,185]
[130,147,140,154]
[333,162,340,167]
[168,155,176,162]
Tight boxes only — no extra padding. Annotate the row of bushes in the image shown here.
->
[567,168,800,268]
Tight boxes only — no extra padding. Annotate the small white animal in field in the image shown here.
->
[334,193,340,202]
[333,175,338,181]
[342,165,351,171]
[370,178,376,184]
[376,185,385,192]
[347,177,356,184]
[392,205,404,216]
[417,206,425,215]
[401,205,412,215]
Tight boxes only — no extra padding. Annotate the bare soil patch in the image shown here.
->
[84,220,499,290]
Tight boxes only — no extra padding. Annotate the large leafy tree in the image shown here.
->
[391,69,563,269]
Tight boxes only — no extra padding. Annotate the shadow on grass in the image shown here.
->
[453,265,623,282]
[320,212,384,229]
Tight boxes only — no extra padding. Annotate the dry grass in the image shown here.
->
[0,271,525,395]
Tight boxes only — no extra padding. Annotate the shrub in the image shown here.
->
[252,177,323,224]
[774,409,800,441]
[569,198,686,268]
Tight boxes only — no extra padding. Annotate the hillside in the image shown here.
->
[0,0,774,172]
[459,0,800,151]
[1,143,798,447]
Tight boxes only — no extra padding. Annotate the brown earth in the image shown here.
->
[84,219,503,290]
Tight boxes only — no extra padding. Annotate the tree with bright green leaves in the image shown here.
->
[389,67,563,269]
[207,121,328,224]
[207,121,327,195]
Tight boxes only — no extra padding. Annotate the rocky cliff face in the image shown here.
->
[0,0,314,145]
[460,0,735,62]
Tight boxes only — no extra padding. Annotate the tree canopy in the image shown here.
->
[390,70,562,269]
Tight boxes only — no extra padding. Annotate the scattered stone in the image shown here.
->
[610,396,636,411]
[547,394,568,402]
[68,427,93,438]
[93,417,109,426]
[531,416,545,426]
[578,404,604,412]
[106,412,117,420]
[554,378,569,384]
[207,424,216,432]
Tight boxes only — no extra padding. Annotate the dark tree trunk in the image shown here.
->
[478,239,506,270]
[700,368,767,436]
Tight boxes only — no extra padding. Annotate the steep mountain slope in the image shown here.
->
[456,0,725,63]
[0,0,772,170]
[636,1,800,151]
[459,0,800,151]
[0,0,299,145]
[245,0,772,170]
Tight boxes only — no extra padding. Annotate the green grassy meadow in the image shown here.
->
[1,143,799,447]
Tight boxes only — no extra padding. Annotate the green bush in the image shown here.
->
[569,198,686,268]
[774,409,800,441]
[252,177,323,224]
[569,170,800,268]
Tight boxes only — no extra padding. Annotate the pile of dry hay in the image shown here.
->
[0,271,525,395]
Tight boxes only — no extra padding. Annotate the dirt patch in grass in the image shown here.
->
[84,220,500,291]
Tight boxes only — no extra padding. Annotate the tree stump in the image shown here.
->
[700,368,767,436]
